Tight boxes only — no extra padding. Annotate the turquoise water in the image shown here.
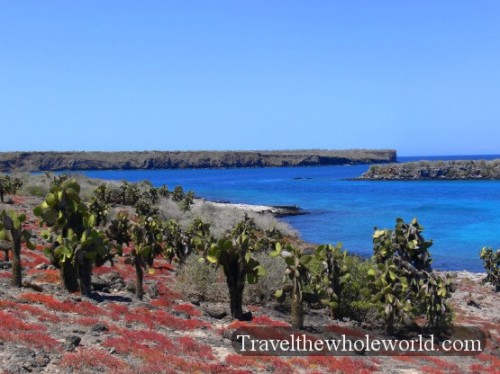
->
[79,156,500,272]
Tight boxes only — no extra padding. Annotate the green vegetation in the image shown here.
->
[360,159,500,180]
[0,175,23,203]
[205,216,266,320]
[271,242,312,329]
[480,247,500,292]
[130,216,165,300]
[0,210,34,286]
[34,179,111,297]
[364,218,454,334]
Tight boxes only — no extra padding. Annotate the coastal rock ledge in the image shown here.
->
[357,159,500,180]
[0,150,396,172]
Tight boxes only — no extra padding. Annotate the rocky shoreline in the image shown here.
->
[0,149,396,173]
[200,200,308,217]
[357,159,500,180]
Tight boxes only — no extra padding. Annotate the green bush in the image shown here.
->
[480,247,500,292]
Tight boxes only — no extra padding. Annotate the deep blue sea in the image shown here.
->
[79,155,500,272]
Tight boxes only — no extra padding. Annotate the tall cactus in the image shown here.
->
[0,175,23,203]
[480,247,500,292]
[33,179,110,297]
[130,215,164,300]
[0,210,34,287]
[206,216,266,320]
[311,243,350,319]
[271,243,312,329]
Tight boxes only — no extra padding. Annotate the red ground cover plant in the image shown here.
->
[173,303,201,317]
[107,302,128,321]
[227,315,290,331]
[26,268,60,284]
[19,292,73,311]
[60,347,128,372]
[0,311,59,350]
[176,336,214,360]
[73,316,101,326]
[157,282,181,299]
[123,306,210,330]
[469,362,499,374]
[16,303,62,323]
[0,310,45,332]
[150,298,172,308]
[425,357,462,372]
[72,300,108,317]
[225,355,293,374]
[104,327,176,354]
[0,272,12,279]
[92,266,116,276]
[0,300,17,309]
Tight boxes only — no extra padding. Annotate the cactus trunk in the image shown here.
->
[225,258,245,320]
[386,312,394,335]
[11,233,22,287]
[78,258,93,297]
[61,262,79,293]
[135,255,144,301]
[291,281,303,329]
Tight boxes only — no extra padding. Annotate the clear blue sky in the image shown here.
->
[1,1,500,156]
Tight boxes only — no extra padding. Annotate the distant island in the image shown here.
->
[357,159,500,180]
[0,149,396,172]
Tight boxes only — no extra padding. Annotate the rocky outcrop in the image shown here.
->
[0,150,396,172]
[357,159,500,180]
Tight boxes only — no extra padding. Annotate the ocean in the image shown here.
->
[79,155,500,272]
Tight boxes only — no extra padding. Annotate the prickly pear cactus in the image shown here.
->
[271,242,312,329]
[33,179,110,297]
[0,210,34,287]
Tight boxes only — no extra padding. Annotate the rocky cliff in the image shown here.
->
[0,150,396,172]
[357,159,500,180]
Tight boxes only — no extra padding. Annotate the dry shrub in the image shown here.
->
[175,251,285,306]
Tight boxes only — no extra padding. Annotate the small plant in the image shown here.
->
[171,185,185,202]
[0,210,35,287]
[157,184,169,198]
[480,247,500,292]
[180,190,195,211]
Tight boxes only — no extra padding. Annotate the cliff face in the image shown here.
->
[357,159,500,180]
[0,150,396,172]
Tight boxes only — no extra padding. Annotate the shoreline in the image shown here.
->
[196,199,308,217]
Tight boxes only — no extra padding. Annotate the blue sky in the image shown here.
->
[1,1,499,156]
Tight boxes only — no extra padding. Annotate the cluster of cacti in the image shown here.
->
[0,175,23,203]
[480,247,500,292]
[2,174,464,338]
[206,216,266,319]
[364,218,454,334]
[0,210,34,286]
[33,179,111,297]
